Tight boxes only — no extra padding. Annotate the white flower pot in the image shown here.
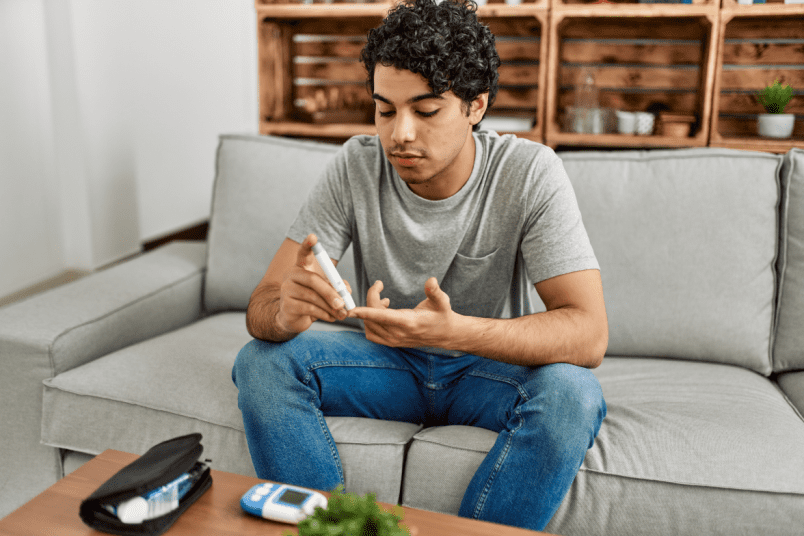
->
[757,114,795,139]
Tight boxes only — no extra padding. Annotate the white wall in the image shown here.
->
[1,1,65,296]
[1,0,258,299]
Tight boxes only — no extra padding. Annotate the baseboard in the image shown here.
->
[143,220,209,252]
[0,270,90,308]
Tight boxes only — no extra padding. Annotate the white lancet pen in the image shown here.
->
[312,242,356,311]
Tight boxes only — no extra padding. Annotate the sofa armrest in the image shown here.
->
[0,240,207,517]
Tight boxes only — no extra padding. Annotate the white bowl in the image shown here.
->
[616,111,637,135]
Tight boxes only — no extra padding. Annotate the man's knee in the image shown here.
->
[232,338,281,386]
[524,363,606,446]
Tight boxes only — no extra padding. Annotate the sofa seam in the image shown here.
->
[46,268,206,377]
[408,434,496,454]
[203,137,225,312]
[770,377,804,424]
[43,383,423,447]
[772,150,794,373]
[559,149,782,164]
[218,133,342,153]
[766,154,786,376]
[41,383,244,433]
[577,466,804,497]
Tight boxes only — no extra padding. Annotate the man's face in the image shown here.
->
[372,65,487,201]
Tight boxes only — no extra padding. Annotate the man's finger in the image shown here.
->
[424,277,450,311]
[366,280,385,308]
[296,233,318,269]
[349,306,407,326]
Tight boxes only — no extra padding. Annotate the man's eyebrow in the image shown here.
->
[372,92,444,105]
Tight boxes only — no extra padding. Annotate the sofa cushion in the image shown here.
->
[778,370,804,418]
[559,149,781,375]
[40,313,420,504]
[205,134,346,313]
[401,357,804,535]
[774,148,804,372]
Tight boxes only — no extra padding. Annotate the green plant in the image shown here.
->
[757,79,794,114]
[285,486,410,536]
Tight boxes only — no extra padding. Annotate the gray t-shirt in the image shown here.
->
[288,130,598,321]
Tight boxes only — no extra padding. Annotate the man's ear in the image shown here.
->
[468,92,489,126]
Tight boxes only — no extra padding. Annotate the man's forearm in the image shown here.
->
[245,283,298,342]
[448,307,607,369]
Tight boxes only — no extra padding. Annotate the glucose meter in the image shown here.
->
[240,483,328,524]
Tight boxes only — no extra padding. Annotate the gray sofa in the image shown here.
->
[2,133,804,535]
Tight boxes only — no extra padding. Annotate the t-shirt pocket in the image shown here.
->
[441,249,509,318]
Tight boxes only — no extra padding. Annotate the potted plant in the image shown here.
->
[756,79,796,139]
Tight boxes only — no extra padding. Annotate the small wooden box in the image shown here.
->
[710,11,804,152]
[545,12,718,148]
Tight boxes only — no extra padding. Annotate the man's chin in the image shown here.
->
[393,166,429,184]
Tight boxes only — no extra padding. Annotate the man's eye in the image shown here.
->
[417,110,438,118]
[378,110,395,118]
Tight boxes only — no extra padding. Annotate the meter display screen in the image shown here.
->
[278,489,310,506]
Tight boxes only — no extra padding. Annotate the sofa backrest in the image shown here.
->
[558,148,782,375]
[774,148,804,373]
[205,134,356,313]
[206,134,794,376]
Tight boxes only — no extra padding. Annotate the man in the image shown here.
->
[232,0,607,530]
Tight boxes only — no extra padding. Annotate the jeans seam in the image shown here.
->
[312,400,345,486]
[308,361,410,372]
[473,406,525,519]
[302,365,346,487]
[467,370,531,401]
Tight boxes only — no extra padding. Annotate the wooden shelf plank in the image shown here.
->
[260,120,544,143]
[256,3,392,19]
[255,3,548,19]
[721,2,804,17]
[260,120,376,138]
[710,135,804,154]
[477,4,549,16]
[551,3,718,18]
[546,130,708,147]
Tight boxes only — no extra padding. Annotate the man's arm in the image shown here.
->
[246,234,350,342]
[348,269,607,368]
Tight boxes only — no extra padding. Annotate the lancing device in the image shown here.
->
[311,242,356,311]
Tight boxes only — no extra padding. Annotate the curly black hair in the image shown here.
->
[360,0,500,129]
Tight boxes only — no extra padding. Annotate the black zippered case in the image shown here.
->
[79,433,212,535]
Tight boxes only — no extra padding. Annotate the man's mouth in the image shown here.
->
[391,153,423,167]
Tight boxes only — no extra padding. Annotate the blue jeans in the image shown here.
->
[232,330,606,531]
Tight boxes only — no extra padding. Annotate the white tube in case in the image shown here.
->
[312,243,356,311]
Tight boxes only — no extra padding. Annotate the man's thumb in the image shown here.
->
[425,277,449,308]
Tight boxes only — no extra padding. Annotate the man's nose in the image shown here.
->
[392,111,416,145]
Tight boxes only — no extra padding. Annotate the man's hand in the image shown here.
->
[275,234,350,335]
[246,234,352,341]
[348,277,455,349]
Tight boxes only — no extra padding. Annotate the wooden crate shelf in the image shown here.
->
[258,12,382,139]
[479,12,549,140]
[544,12,719,148]
[257,2,549,142]
[256,0,804,153]
[709,8,804,153]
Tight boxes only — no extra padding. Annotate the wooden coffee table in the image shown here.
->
[0,449,555,536]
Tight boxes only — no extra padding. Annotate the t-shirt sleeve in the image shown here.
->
[286,147,354,261]
[520,149,599,284]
